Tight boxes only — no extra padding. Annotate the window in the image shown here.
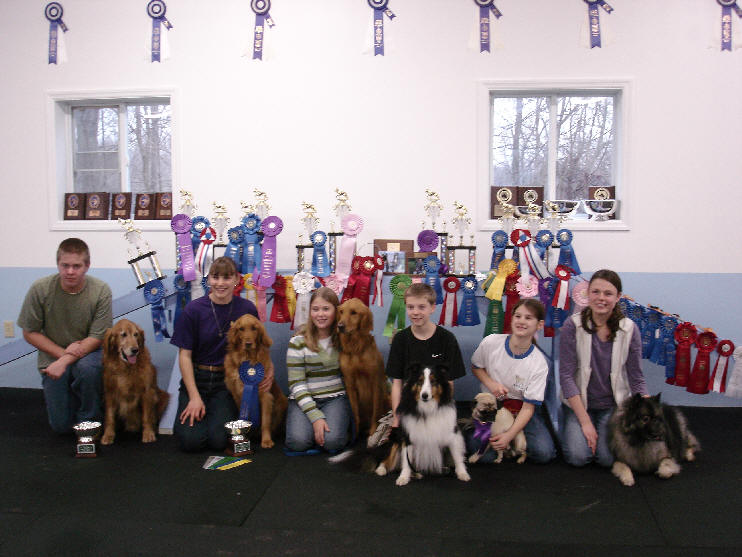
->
[479,81,629,229]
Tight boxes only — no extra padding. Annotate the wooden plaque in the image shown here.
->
[63,193,86,220]
[155,192,173,220]
[110,193,132,220]
[84,192,110,220]
[490,186,517,219]
[517,186,544,208]
[134,193,155,219]
[588,186,616,220]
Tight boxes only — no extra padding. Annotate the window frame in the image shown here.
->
[46,88,179,231]
[476,78,632,232]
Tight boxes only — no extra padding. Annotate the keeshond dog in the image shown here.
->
[607,393,700,487]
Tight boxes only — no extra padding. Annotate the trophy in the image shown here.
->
[119,219,166,288]
[543,200,579,236]
[240,200,255,217]
[224,420,253,456]
[329,189,351,273]
[495,188,516,237]
[297,202,319,271]
[253,190,271,220]
[178,189,196,217]
[448,201,476,275]
[452,201,471,246]
[583,187,617,221]
[333,188,351,220]
[514,190,543,236]
[212,202,230,247]
[73,421,102,458]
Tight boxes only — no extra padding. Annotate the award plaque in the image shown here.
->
[517,187,543,212]
[84,192,110,220]
[63,193,86,220]
[135,193,156,219]
[73,421,102,458]
[155,192,173,220]
[224,420,253,456]
[490,186,517,219]
[586,186,616,220]
[111,192,132,219]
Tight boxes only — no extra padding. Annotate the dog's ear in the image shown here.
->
[103,327,115,354]
[136,325,145,347]
[226,320,238,350]
[359,307,372,334]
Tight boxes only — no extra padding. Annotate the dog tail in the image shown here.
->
[328,442,394,474]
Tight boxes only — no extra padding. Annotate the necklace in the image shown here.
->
[210,298,234,337]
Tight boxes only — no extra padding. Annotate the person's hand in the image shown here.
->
[64,341,85,359]
[490,381,509,400]
[490,431,514,451]
[43,359,68,380]
[258,364,274,393]
[179,396,205,426]
[580,420,598,455]
[313,418,330,446]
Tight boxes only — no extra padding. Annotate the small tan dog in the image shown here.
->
[467,392,527,464]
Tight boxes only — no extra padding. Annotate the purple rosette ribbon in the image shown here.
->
[45,3,68,65]
[417,229,439,252]
[147,0,173,63]
[238,362,265,427]
[474,0,502,53]
[719,0,742,51]
[171,214,196,282]
[369,0,395,56]
[257,216,282,288]
[251,0,275,60]
[584,0,613,49]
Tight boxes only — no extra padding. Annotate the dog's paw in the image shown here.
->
[456,469,471,482]
[395,472,411,486]
[141,430,156,443]
[100,432,115,445]
[612,461,635,486]
[261,437,275,449]
[467,454,480,464]
[375,464,388,476]
[685,448,696,462]
[657,458,680,479]
[516,452,527,464]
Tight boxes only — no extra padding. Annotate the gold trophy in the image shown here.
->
[583,187,617,221]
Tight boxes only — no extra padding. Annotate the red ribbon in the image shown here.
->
[687,331,718,394]
[708,340,734,393]
[269,275,291,323]
[672,322,697,387]
[552,265,571,310]
[340,256,363,304]
[503,272,520,334]
[233,274,245,297]
[438,276,460,327]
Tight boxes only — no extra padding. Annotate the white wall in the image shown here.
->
[0,0,740,273]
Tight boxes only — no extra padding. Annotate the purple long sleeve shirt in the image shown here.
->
[559,317,648,410]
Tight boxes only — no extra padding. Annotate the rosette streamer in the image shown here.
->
[474,0,502,53]
[438,276,460,327]
[322,274,344,298]
[45,2,68,65]
[340,256,362,304]
[243,274,258,307]
[534,230,553,259]
[172,274,191,327]
[551,265,571,310]
[571,281,589,313]
[369,0,396,56]
[490,230,508,270]
[423,255,444,305]
[371,255,385,307]
[687,331,718,394]
[257,216,283,288]
[510,229,533,281]
[502,272,520,333]
[255,286,268,322]
[190,216,210,252]
[661,316,678,381]
[143,279,170,342]
[171,214,196,282]
[336,214,363,287]
[194,226,216,280]
[238,361,264,427]
[241,213,262,275]
[719,0,742,51]
[270,275,291,323]
[285,278,296,319]
[292,272,315,330]
[708,340,734,393]
[523,234,550,279]
[485,259,516,301]
[233,274,245,297]
[383,274,411,337]
[724,346,742,398]
[457,276,481,326]
[147,0,173,63]
[539,278,557,337]
[251,0,275,61]
[584,0,613,49]
[483,297,504,336]
[224,226,245,269]
[515,275,539,299]
[641,308,660,360]
[556,229,581,276]
[310,231,330,277]
[672,322,698,387]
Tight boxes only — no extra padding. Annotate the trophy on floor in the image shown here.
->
[119,219,166,288]
[224,420,253,456]
[583,187,618,221]
[73,421,102,458]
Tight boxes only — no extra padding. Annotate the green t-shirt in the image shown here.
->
[17,274,113,370]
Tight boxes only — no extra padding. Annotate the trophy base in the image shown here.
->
[75,443,99,458]
[225,439,253,457]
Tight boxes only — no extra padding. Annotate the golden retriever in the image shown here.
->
[224,314,288,448]
[101,319,169,445]
[336,298,390,437]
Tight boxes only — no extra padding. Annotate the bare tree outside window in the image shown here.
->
[127,104,172,193]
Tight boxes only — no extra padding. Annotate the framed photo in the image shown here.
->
[373,239,413,274]
[408,252,436,276]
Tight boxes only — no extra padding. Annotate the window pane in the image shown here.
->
[127,104,172,193]
[555,96,613,200]
[491,96,549,188]
[73,169,121,193]
[72,107,119,193]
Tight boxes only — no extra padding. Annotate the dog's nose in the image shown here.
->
[130,348,138,355]
[421,393,429,401]
[337,322,345,331]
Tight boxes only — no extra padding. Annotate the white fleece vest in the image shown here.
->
[568,313,635,409]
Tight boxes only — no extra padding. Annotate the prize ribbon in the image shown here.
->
[190,216,210,252]
[417,230,439,252]
[474,0,502,53]
[524,235,549,279]
[640,307,660,360]
[310,231,330,277]
[243,273,258,307]
[457,275,481,326]
[238,362,265,427]
[672,322,698,387]
[472,419,492,454]
[534,230,554,257]
[423,255,444,305]
[292,272,315,330]
[257,216,283,288]
[369,0,396,56]
[718,0,742,51]
[233,274,245,297]
[438,277,460,327]
[383,274,411,337]
[336,214,363,287]
[724,346,742,398]
[270,275,291,323]
[225,226,245,269]
[687,331,718,394]
[502,272,520,333]
[485,259,517,301]
[551,265,572,310]
[251,0,275,61]
[323,274,344,298]
[539,277,557,337]
[143,279,170,342]
[371,255,385,307]
[556,229,581,276]
[584,0,613,49]
[147,0,173,63]
[516,275,538,298]
[510,229,532,281]
[45,2,68,65]
[171,214,196,282]
[661,315,679,380]
[355,257,377,306]
[709,340,734,393]
[341,256,362,304]
[285,278,296,319]
[571,281,589,312]
[195,226,216,278]
[241,213,263,275]
[483,297,504,336]
[172,274,191,327]
[490,230,508,270]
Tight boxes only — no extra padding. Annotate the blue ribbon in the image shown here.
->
[201,275,210,296]
[642,308,660,360]
[190,216,211,253]
[147,0,173,63]
[172,274,191,327]
[45,3,67,65]
[423,255,444,305]
[310,231,330,277]
[241,213,262,275]
[556,229,581,276]
[472,419,491,454]
[457,276,480,326]
[225,226,245,268]
[534,230,553,258]
[490,230,508,270]
[476,0,502,53]
[661,316,679,381]
[238,361,265,428]
[585,0,612,49]
[370,0,395,56]
[143,279,170,342]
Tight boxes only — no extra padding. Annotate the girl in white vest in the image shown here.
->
[558,270,648,467]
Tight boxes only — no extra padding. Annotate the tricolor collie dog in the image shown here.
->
[377,363,470,486]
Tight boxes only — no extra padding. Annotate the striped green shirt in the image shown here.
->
[286,335,345,423]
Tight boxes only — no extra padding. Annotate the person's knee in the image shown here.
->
[174,424,208,452]
[48,415,74,434]
[71,355,103,384]
[322,431,348,453]
[284,431,313,452]
[528,443,557,464]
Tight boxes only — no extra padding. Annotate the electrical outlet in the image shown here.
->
[4,321,15,338]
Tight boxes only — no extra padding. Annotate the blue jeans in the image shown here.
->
[285,395,351,453]
[464,406,557,464]
[173,369,237,452]
[42,349,103,434]
[560,404,614,467]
